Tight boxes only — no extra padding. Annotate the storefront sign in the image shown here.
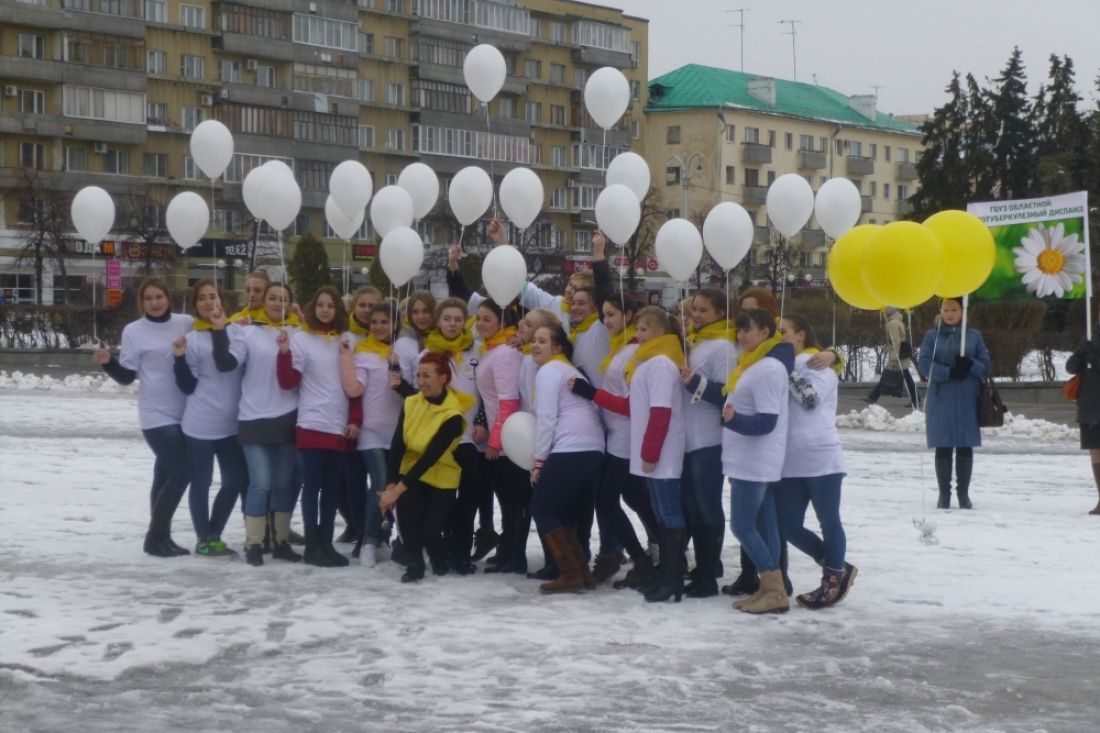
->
[352,244,378,260]
[105,260,121,289]
[67,239,116,256]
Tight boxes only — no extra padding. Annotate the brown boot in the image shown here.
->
[590,552,622,584]
[539,528,588,594]
[739,569,789,614]
[565,530,598,590]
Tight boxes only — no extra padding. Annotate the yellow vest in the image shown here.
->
[398,391,467,490]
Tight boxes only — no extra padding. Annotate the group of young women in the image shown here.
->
[95,227,860,614]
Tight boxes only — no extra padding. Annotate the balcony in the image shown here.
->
[742,186,768,206]
[7,1,147,38]
[800,229,826,247]
[0,56,146,93]
[896,161,918,180]
[846,156,874,176]
[571,46,632,69]
[0,112,148,145]
[215,33,296,64]
[753,226,771,245]
[897,199,914,216]
[742,143,772,165]
[861,195,872,213]
[412,62,529,97]
[797,149,826,170]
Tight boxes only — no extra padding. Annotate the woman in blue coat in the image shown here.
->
[918,297,991,510]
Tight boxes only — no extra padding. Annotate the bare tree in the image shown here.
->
[115,191,175,277]
[12,169,71,305]
[615,185,665,293]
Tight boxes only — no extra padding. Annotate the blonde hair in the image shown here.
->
[635,305,680,338]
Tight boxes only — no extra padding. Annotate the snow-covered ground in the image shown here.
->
[2,381,1100,733]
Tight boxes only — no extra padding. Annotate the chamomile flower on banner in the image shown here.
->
[1012,223,1086,298]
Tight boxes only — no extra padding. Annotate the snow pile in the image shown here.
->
[0,369,136,393]
[837,404,1075,442]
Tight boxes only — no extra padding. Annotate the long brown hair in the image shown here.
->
[137,278,172,311]
[188,279,223,317]
[782,313,820,350]
[304,285,349,332]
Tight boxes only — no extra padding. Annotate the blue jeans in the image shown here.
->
[300,448,345,535]
[646,477,686,529]
[142,425,189,515]
[359,448,388,545]
[186,435,248,542]
[682,446,726,529]
[729,479,780,572]
[240,443,297,517]
[774,474,847,571]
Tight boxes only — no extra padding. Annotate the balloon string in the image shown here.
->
[484,103,498,219]
[778,233,788,321]
[210,177,217,274]
[91,249,98,345]
[278,229,286,324]
[601,128,607,177]
[725,269,731,377]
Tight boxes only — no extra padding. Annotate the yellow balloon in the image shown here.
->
[827,225,884,310]
[861,221,944,309]
[924,210,995,298]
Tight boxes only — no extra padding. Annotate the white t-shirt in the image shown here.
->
[722,357,789,483]
[533,359,605,460]
[290,330,348,437]
[684,337,739,452]
[519,352,538,413]
[234,325,299,422]
[118,314,193,430]
[180,329,243,441]
[354,350,402,451]
[782,352,846,479]
[571,323,610,388]
[393,332,422,384]
[519,282,570,328]
[601,342,638,459]
[628,355,685,479]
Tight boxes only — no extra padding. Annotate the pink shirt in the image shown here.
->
[476,344,522,426]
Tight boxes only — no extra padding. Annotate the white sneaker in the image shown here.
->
[362,544,378,568]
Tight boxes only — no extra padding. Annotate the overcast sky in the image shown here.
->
[590,0,1100,116]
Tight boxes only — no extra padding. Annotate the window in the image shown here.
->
[145,0,166,23]
[666,126,681,144]
[803,174,813,188]
[294,214,311,236]
[386,83,405,106]
[143,152,168,177]
[413,125,539,164]
[743,168,759,186]
[799,134,814,151]
[630,80,640,100]
[384,36,404,59]
[213,208,244,235]
[897,147,909,162]
[744,127,759,144]
[724,124,736,143]
[292,110,356,145]
[549,63,565,84]
[18,33,45,59]
[667,208,680,219]
[182,106,204,132]
[147,50,166,74]
[359,79,374,102]
[525,59,541,80]
[359,32,374,55]
[386,128,405,151]
[547,104,565,126]
[181,54,205,80]
[358,125,375,149]
[631,41,641,66]
[573,143,626,170]
[835,138,844,155]
[386,0,402,11]
[224,153,293,183]
[850,178,861,193]
[62,86,145,124]
[883,183,891,200]
[183,155,199,180]
[498,98,515,118]
[870,143,877,160]
[292,13,358,51]
[819,136,827,152]
[767,130,776,147]
[524,101,541,122]
[146,101,167,124]
[630,120,639,139]
[256,65,275,88]
[573,20,630,52]
[884,145,891,162]
[549,22,566,43]
[20,89,45,114]
[766,170,776,185]
[897,184,909,200]
[551,146,566,167]
[784,132,793,150]
[529,18,541,39]
[551,188,566,210]
[848,140,862,157]
[64,146,88,172]
[103,149,129,174]
[666,166,681,185]
[725,166,735,185]
[573,68,587,89]
[574,231,592,253]
[412,80,471,113]
[0,274,36,303]
[819,175,828,187]
[220,60,242,83]
[180,4,205,29]
[869,181,877,197]
[293,63,355,97]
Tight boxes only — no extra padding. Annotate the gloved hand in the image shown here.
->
[949,355,973,380]
[570,378,597,400]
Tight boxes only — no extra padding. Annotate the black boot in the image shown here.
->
[613,552,656,590]
[935,448,953,509]
[509,504,531,575]
[146,485,188,557]
[956,448,974,509]
[320,524,350,567]
[245,545,264,567]
[721,546,760,596]
[937,489,951,509]
[645,527,685,603]
[779,542,793,596]
[472,527,500,562]
[143,532,177,558]
[303,527,331,567]
[685,526,719,598]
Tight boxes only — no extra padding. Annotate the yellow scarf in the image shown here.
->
[569,311,599,343]
[300,323,340,342]
[253,310,299,327]
[229,307,262,324]
[548,353,572,367]
[687,319,735,348]
[425,318,475,362]
[192,318,215,331]
[722,332,782,395]
[600,325,636,373]
[355,334,391,359]
[801,347,820,357]
[623,333,686,384]
[480,326,517,354]
[521,342,532,355]
[559,298,570,315]
[349,316,371,338]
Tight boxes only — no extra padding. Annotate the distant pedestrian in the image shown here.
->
[1065,324,1100,515]
[865,307,918,408]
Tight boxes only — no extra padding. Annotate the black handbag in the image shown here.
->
[978,377,1006,428]
[898,340,913,360]
[878,368,905,398]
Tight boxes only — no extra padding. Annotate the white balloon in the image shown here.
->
[397,163,440,220]
[703,202,754,271]
[70,186,115,245]
[605,152,650,201]
[448,167,493,226]
[498,168,544,230]
[370,185,415,239]
[500,412,536,470]
[379,226,424,287]
[463,44,507,103]
[165,191,209,251]
[481,245,527,306]
[188,120,234,179]
[766,173,815,238]
[655,218,703,282]
[262,159,295,179]
[814,177,863,239]
[325,195,364,241]
[242,165,272,221]
[584,67,630,130]
[260,174,302,231]
[595,184,641,246]
[329,160,373,221]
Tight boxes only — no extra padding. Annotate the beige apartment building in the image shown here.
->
[0,0,646,304]
[644,64,923,286]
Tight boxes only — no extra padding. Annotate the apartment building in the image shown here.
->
[644,64,923,286]
[0,0,647,304]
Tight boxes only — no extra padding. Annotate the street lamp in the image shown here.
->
[666,152,705,221]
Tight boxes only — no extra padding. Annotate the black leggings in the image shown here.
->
[934,447,973,491]
[397,476,457,571]
[448,443,486,564]
[597,455,657,560]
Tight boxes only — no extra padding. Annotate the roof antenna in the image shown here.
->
[726,8,750,72]
[870,84,884,100]
[777,18,801,81]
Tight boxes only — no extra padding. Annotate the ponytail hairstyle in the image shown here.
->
[603,291,643,322]
[635,305,682,339]
[418,350,453,386]
[782,313,820,350]
[537,320,574,362]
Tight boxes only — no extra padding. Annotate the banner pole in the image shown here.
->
[1085,192,1093,341]
[961,294,968,352]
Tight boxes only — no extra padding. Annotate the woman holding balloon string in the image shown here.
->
[92,278,194,558]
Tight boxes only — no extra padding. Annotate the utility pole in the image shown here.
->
[777,18,801,81]
[726,8,749,72]
[668,152,705,287]
[870,84,884,100]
